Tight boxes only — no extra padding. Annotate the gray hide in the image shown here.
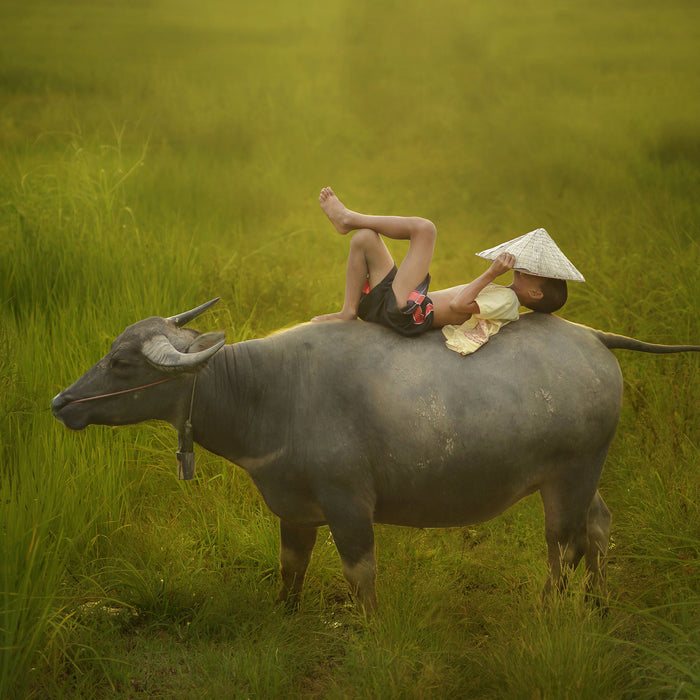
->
[51,302,699,611]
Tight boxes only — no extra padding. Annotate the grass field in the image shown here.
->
[1,0,699,697]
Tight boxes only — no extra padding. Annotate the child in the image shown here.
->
[311,187,569,354]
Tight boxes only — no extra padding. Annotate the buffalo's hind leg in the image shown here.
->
[276,521,318,610]
[541,473,611,605]
[540,480,592,598]
[584,490,611,605]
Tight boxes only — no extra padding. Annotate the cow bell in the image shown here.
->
[177,449,196,480]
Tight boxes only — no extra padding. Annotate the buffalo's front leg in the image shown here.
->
[339,538,377,613]
[323,498,377,612]
[276,522,318,609]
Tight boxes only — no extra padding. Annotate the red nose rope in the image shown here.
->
[69,377,175,404]
[66,374,198,480]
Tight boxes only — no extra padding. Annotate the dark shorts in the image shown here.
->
[357,265,434,337]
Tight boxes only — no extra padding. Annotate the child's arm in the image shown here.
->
[449,253,515,315]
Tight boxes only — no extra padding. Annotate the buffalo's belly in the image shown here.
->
[371,461,540,527]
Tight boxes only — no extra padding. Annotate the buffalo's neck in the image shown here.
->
[187,339,299,466]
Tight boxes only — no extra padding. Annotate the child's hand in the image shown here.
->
[489,252,516,276]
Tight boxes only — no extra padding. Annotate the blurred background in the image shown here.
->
[1,0,698,696]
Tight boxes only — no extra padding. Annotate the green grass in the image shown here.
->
[1,0,699,697]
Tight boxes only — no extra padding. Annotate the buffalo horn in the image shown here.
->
[166,298,220,328]
[142,334,225,372]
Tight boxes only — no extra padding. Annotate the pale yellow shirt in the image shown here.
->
[442,284,520,355]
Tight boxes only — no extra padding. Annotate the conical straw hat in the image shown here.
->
[476,228,585,282]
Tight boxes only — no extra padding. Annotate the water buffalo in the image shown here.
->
[51,299,699,611]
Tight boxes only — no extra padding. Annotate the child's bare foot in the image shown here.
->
[319,187,355,235]
[311,310,357,323]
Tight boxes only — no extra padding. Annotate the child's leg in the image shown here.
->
[319,187,436,307]
[312,228,394,322]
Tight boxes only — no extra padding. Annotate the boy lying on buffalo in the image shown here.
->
[311,187,581,355]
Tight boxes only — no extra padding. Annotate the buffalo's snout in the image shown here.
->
[51,392,68,415]
[51,391,87,430]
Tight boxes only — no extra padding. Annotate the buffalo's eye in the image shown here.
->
[110,357,132,374]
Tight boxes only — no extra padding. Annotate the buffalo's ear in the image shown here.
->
[187,332,226,354]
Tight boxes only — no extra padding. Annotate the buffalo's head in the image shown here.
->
[51,299,225,431]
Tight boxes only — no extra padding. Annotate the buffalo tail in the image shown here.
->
[594,331,700,354]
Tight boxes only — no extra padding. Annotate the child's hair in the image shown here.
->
[526,278,568,313]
